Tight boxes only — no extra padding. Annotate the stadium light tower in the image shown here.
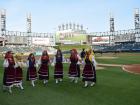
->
[134,8,140,43]
[110,13,115,32]
[109,12,115,45]
[26,13,32,46]
[134,8,140,29]
[0,9,6,36]
[27,13,32,33]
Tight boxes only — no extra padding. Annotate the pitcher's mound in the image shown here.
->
[122,64,140,74]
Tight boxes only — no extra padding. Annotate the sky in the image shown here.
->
[0,0,140,33]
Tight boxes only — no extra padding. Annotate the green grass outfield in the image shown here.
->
[95,52,140,64]
[0,53,140,105]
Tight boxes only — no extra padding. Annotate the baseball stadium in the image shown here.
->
[0,1,140,105]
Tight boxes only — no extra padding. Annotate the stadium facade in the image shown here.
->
[0,10,55,47]
[0,8,140,51]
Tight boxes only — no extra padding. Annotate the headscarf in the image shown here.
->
[41,50,49,60]
[88,49,95,57]
[15,53,23,62]
[85,49,94,62]
[72,49,78,55]
[70,49,78,59]
[56,49,62,57]
[5,51,15,65]
[55,49,62,62]
[28,53,35,60]
[85,51,90,59]
[5,51,12,59]
[28,53,35,67]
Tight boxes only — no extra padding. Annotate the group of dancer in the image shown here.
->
[2,48,96,93]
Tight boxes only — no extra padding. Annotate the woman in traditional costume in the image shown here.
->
[27,53,37,87]
[14,53,26,90]
[82,49,97,87]
[3,51,15,93]
[68,49,81,83]
[38,50,50,85]
[53,49,64,84]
